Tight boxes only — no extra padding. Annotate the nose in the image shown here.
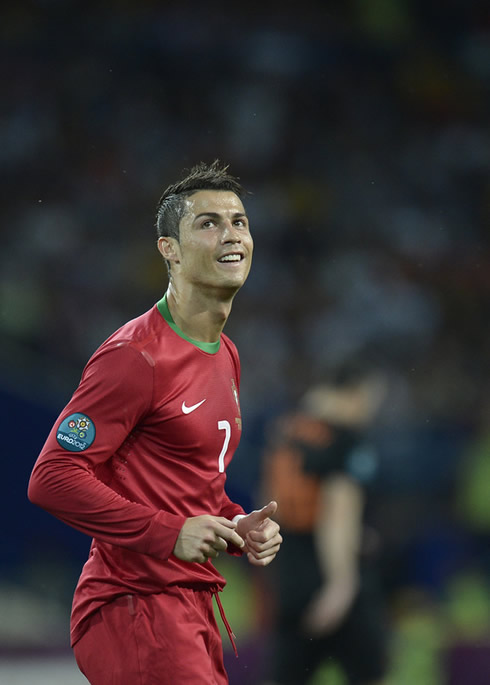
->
[221,221,241,243]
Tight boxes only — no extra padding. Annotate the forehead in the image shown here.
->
[182,190,245,220]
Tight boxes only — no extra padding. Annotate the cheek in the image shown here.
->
[246,239,254,261]
[180,243,214,273]
[180,237,208,259]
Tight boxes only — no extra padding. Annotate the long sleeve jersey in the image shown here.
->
[28,295,245,645]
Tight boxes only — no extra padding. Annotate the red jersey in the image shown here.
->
[28,295,246,645]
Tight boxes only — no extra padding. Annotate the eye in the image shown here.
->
[201,219,215,229]
[234,218,247,228]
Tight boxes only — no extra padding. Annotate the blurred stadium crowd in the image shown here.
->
[1,0,489,682]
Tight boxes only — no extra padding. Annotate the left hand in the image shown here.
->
[236,501,282,567]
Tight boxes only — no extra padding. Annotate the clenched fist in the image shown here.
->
[236,501,282,567]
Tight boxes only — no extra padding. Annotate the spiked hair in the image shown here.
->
[155,160,245,243]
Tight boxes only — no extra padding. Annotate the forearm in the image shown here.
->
[219,492,246,555]
[28,455,185,559]
[314,475,363,584]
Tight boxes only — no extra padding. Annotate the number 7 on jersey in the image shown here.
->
[217,420,231,473]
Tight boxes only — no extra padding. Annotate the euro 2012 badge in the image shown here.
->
[56,413,96,452]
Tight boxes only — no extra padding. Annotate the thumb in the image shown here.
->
[254,500,278,523]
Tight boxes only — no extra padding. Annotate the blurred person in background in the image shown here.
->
[27,161,282,685]
[261,359,390,685]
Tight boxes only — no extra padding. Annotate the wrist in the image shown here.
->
[232,514,247,524]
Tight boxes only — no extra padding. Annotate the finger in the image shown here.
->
[247,525,282,544]
[214,523,245,548]
[247,542,282,560]
[214,517,239,529]
[205,546,220,560]
[195,550,211,564]
[200,540,224,561]
[255,501,278,522]
[246,549,279,567]
[246,530,282,550]
[213,536,228,553]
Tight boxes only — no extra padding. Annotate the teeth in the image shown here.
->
[219,254,241,262]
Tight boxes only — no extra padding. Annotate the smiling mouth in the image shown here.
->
[218,254,244,263]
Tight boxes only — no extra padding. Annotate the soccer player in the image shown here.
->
[261,361,389,685]
[28,161,282,685]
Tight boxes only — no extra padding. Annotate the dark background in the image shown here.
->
[1,1,489,682]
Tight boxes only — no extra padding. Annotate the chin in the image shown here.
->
[213,277,247,296]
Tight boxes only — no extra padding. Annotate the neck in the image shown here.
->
[165,282,236,343]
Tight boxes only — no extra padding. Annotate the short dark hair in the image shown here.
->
[155,160,245,243]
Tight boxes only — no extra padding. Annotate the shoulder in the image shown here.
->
[84,305,168,373]
[220,331,239,358]
[218,332,241,385]
[104,305,160,347]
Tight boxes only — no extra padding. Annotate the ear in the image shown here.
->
[158,236,180,264]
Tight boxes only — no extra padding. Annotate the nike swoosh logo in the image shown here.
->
[182,399,206,414]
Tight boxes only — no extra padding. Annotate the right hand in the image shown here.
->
[173,515,245,564]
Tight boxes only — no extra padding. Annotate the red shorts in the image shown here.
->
[73,587,228,685]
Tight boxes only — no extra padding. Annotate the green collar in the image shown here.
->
[157,293,221,354]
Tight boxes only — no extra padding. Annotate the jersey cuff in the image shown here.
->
[144,510,187,560]
[232,514,247,524]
